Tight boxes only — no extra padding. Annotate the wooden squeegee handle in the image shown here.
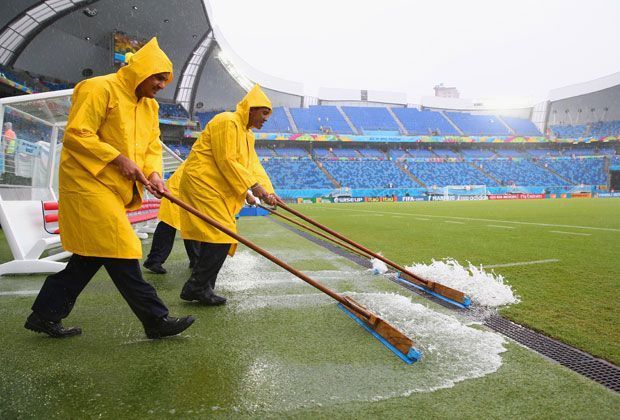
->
[258,204,372,260]
[276,199,433,287]
[159,191,373,319]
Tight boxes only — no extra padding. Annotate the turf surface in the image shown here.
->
[294,198,620,364]
[0,200,618,418]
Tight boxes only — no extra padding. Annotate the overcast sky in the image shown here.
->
[208,0,620,103]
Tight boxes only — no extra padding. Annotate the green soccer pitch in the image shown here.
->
[0,197,618,418]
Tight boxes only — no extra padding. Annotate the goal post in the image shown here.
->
[444,184,487,198]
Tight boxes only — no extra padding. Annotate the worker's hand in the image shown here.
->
[251,184,278,206]
[146,172,168,198]
[111,154,148,185]
[250,183,268,199]
[245,191,258,206]
[262,192,279,206]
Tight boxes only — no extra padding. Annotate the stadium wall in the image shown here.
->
[548,85,620,125]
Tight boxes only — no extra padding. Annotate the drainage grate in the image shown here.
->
[484,315,620,392]
[269,216,620,393]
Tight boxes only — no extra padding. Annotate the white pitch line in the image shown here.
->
[325,207,620,232]
[550,231,592,237]
[487,224,515,229]
[484,259,560,268]
[0,290,39,296]
[445,221,465,224]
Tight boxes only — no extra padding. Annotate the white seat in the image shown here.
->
[0,200,70,275]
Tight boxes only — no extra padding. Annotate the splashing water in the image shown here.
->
[234,292,507,411]
[369,258,388,275]
[405,258,519,307]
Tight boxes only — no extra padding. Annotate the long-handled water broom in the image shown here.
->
[258,203,374,260]
[154,189,422,364]
[272,200,471,309]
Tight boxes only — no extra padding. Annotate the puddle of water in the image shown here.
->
[234,292,506,412]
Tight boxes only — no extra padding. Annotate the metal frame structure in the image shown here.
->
[0,0,99,66]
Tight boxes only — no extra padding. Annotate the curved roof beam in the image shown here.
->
[174,30,215,115]
[0,0,98,66]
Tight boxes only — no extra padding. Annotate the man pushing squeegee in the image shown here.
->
[154,85,421,364]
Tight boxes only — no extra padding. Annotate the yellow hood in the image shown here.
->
[235,84,272,127]
[117,37,173,92]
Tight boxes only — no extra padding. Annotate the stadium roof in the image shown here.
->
[0,1,618,112]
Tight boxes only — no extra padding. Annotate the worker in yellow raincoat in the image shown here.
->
[143,161,200,274]
[178,85,278,305]
[25,38,194,339]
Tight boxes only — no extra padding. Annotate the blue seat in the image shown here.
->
[391,108,460,135]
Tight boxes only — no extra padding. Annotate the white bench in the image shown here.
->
[0,200,70,276]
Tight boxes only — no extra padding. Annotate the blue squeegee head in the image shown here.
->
[395,274,471,309]
[337,303,422,364]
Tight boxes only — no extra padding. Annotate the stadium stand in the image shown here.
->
[194,111,222,129]
[254,107,292,133]
[589,120,620,137]
[480,159,567,186]
[445,112,511,136]
[256,147,277,157]
[406,148,436,158]
[3,109,53,143]
[0,65,70,93]
[431,148,460,158]
[321,160,413,188]
[406,161,497,187]
[358,148,387,159]
[459,148,497,159]
[290,106,354,134]
[551,124,587,138]
[500,116,542,136]
[527,148,561,158]
[158,103,189,119]
[261,158,332,189]
[331,148,361,158]
[540,158,607,185]
[341,106,400,132]
[313,148,336,159]
[494,148,528,158]
[274,147,310,158]
[390,108,460,135]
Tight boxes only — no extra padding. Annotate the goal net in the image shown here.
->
[443,184,487,198]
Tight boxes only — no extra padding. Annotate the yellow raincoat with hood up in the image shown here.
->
[179,85,274,255]
[58,37,172,259]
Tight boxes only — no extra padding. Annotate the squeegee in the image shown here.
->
[272,200,471,309]
[156,189,422,364]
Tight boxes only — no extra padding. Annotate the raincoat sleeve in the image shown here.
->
[143,103,163,177]
[249,148,274,194]
[211,120,257,195]
[62,81,121,176]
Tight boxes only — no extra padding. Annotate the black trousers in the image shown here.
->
[183,242,231,294]
[32,254,169,325]
[145,221,200,266]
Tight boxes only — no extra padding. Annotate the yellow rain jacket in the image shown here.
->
[58,38,172,259]
[158,162,185,230]
[180,85,274,255]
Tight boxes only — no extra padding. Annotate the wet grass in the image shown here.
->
[0,210,618,418]
[292,198,620,364]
